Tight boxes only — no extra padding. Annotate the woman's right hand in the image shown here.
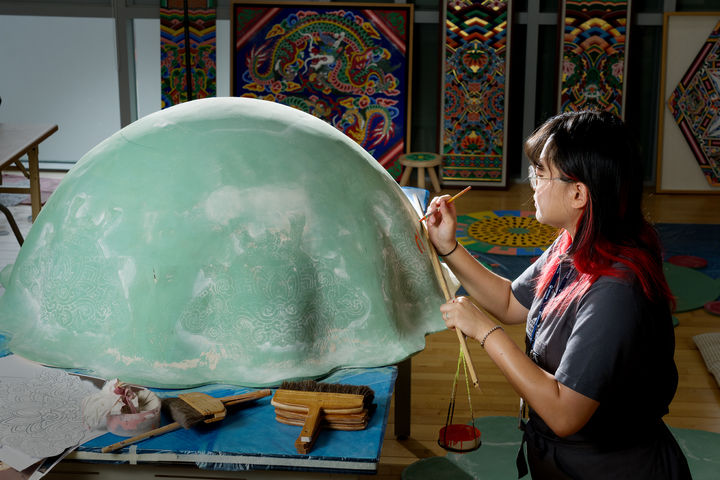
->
[425,195,458,255]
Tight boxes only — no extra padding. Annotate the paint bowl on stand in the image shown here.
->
[106,389,161,437]
[438,424,482,453]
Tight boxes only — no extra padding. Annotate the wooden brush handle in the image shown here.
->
[101,422,181,453]
[222,389,271,406]
[423,224,480,389]
[295,404,322,454]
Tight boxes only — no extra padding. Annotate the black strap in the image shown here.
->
[516,420,529,478]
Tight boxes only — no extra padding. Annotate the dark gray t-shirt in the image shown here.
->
[511,241,678,442]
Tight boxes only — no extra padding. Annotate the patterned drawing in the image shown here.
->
[440,0,510,186]
[161,0,217,108]
[559,0,629,117]
[667,20,720,187]
[0,356,99,458]
[231,3,412,180]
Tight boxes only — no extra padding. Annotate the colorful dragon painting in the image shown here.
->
[233,5,411,178]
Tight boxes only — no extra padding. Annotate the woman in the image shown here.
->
[426,111,691,479]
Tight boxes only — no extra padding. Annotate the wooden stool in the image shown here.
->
[398,152,442,193]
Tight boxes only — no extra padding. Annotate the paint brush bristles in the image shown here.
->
[419,186,471,222]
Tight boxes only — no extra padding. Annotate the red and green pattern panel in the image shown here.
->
[161,0,217,108]
[667,20,720,187]
[440,0,510,187]
[559,0,629,117]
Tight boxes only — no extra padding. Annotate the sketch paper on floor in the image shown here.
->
[0,355,102,469]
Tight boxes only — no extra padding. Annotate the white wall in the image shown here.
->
[0,15,121,165]
[0,14,230,165]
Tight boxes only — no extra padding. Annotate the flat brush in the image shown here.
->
[272,380,374,454]
[101,389,271,453]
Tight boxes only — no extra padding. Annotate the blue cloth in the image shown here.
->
[80,366,396,473]
[0,333,8,358]
[401,186,429,213]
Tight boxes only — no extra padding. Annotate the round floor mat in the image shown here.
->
[456,210,558,256]
[664,262,720,313]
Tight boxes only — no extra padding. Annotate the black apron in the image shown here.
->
[516,413,692,480]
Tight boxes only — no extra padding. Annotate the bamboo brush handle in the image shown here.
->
[101,422,181,453]
[454,323,479,388]
[423,225,480,389]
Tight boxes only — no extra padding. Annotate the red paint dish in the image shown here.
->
[438,424,481,453]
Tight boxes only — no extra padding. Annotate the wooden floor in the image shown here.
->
[1,180,718,479]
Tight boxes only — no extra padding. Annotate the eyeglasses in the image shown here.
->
[527,166,572,190]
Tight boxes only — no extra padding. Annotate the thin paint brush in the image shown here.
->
[419,186,471,222]
[101,390,271,453]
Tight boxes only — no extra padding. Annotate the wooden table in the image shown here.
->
[0,123,58,221]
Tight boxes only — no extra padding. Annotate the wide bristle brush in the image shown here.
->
[272,380,374,454]
[101,389,271,453]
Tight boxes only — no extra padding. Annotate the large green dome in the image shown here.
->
[0,97,445,388]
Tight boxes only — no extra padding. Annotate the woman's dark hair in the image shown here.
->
[525,110,674,311]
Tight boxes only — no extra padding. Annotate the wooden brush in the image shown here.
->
[101,389,271,453]
[271,380,374,454]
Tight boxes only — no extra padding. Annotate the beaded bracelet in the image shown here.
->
[438,240,459,257]
[480,325,503,348]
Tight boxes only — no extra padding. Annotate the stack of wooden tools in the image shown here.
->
[102,390,271,453]
[272,380,375,454]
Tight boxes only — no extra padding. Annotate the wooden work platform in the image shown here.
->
[0,123,58,221]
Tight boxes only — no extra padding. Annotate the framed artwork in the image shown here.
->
[161,0,217,108]
[557,0,630,118]
[657,12,720,193]
[231,1,413,180]
[439,0,511,187]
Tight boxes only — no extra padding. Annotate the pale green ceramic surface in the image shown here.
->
[0,97,445,388]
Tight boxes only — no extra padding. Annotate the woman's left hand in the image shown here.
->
[439,296,495,341]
